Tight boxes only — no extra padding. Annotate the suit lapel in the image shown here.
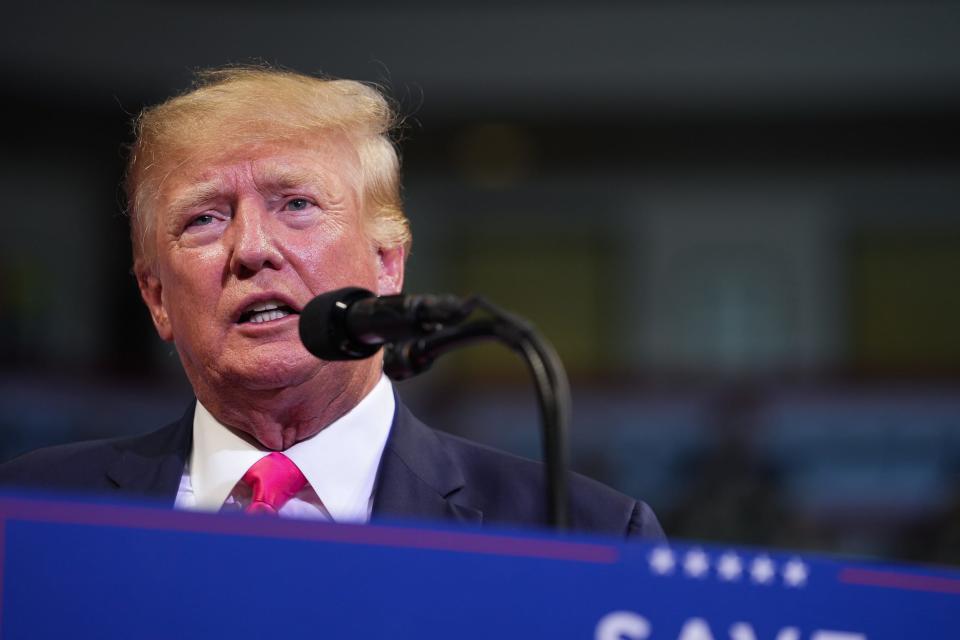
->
[105,403,194,505]
[100,397,479,522]
[372,401,482,526]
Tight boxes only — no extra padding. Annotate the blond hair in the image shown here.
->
[125,66,410,270]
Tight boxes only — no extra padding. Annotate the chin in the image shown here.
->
[218,347,320,392]
[241,363,317,392]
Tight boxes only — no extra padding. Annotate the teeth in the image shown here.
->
[249,309,291,324]
[249,301,282,312]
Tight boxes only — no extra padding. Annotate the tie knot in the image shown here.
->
[242,452,307,515]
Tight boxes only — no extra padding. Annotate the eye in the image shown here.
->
[183,211,228,233]
[285,198,312,211]
[189,214,217,227]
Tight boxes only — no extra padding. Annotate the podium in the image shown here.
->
[1,494,958,639]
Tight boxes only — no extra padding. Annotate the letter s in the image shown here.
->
[595,611,651,640]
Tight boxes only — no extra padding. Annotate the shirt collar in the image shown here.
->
[189,375,395,522]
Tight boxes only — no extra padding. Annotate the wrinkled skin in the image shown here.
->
[136,135,404,450]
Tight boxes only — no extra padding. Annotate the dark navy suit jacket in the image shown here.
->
[0,400,664,539]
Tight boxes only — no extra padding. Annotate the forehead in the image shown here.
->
[157,133,361,206]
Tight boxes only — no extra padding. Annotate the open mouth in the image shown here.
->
[237,301,299,325]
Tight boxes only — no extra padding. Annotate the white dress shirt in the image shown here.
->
[174,375,394,523]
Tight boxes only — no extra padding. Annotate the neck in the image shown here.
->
[191,358,383,451]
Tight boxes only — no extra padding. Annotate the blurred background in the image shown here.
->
[2,1,960,565]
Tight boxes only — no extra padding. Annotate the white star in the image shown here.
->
[683,548,710,578]
[750,555,776,584]
[649,546,676,575]
[783,558,809,587]
[716,551,743,581]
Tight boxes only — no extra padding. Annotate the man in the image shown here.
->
[0,67,663,538]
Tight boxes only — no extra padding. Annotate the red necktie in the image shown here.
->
[241,452,307,516]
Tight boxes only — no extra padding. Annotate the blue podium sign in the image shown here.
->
[1,495,958,639]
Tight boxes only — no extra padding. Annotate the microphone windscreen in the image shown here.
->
[298,287,379,361]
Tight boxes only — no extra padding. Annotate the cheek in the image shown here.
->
[333,237,379,283]
[294,227,378,285]
[163,253,227,320]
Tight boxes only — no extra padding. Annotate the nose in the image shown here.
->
[228,200,285,277]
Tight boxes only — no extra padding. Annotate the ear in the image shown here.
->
[135,259,174,342]
[375,244,405,296]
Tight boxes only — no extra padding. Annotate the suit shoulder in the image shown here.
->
[432,429,663,539]
[0,437,123,492]
[0,417,187,494]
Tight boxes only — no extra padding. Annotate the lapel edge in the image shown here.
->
[373,396,482,524]
[105,401,194,504]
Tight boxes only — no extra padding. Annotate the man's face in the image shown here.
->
[137,134,404,393]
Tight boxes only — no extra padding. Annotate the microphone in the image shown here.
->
[300,286,572,529]
[298,287,468,361]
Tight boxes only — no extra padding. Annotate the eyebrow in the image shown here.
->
[168,166,335,211]
[256,165,333,195]
[167,181,228,218]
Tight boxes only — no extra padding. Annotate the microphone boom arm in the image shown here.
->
[385,298,571,530]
